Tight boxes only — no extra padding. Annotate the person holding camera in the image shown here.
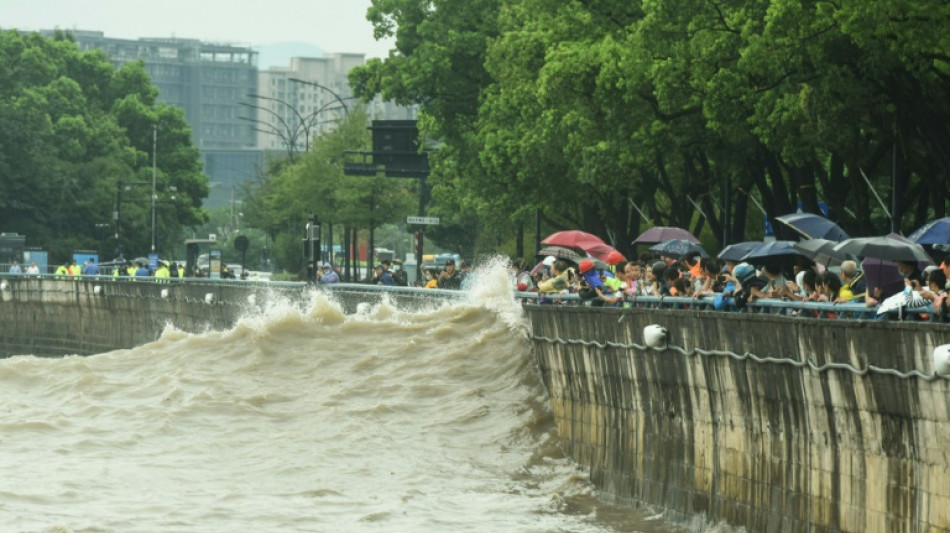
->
[537,260,572,295]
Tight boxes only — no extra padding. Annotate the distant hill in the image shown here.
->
[255,41,327,69]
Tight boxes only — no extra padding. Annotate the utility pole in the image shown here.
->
[150,124,157,252]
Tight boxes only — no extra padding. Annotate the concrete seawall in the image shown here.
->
[0,277,456,358]
[526,305,950,533]
[2,277,949,531]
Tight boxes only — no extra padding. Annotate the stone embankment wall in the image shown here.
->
[526,305,950,533]
[0,277,453,357]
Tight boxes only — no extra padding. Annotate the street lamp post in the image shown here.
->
[151,125,157,252]
[114,180,150,257]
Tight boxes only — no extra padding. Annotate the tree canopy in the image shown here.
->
[0,29,208,261]
[241,105,417,273]
[351,0,950,257]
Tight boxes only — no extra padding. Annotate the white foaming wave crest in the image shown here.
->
[460,255,528,334]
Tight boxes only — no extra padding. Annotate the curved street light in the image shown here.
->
[287,77,352,115]
[244,93,353,157]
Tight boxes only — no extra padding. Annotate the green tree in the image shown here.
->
[351,0,950,255]
[0,30,207,261]
[242,106,417,275]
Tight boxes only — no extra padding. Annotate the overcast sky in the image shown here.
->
[0,0,395,59]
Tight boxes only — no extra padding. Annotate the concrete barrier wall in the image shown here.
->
[526,305,950,533]
[0,277,456,358]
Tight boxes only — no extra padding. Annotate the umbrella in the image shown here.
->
[862,258,907,301]
[536,246,582,263]
[633,226,700,245]
[774,212,849,241]
[541,230,606,251]
[860,233,934,300]
[908,217,950,245]
[792,239,850,266]
[833,236,933,263]
[585,242,625,263]
[649,239,708,257]
[741,240,802,263]
[717,241,761,262]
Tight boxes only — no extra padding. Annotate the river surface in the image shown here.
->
[0,265,689,532]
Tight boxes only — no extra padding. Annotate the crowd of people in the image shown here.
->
[358,258,473,290]
[509,249,950,321]
[8,242,948,321]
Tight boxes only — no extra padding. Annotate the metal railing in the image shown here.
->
[0,274,942,322]
[512,290,941,321]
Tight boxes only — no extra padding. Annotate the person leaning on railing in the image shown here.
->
[919,269,950,322]
[537,260,571,294]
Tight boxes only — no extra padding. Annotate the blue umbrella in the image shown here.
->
[717,241,761,262]
[774,212,849,241]
[741,240,803,263]
[649,239,707,257]
[908,217,950,245]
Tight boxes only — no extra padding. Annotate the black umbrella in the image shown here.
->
[717,241,761,262]
[740,240,804,268]
[536,245,583,263]
[832,236,933,263]
[792,239,851,266]
[649,239,707,257]
[775,212,849,241]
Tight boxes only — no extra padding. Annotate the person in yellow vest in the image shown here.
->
[54,262,69,279]
[67,260,80,276]
[154,260,171,281]
[178,263,185,278]
[125,262,137,277]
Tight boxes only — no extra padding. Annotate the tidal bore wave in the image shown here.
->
[0,266,679,532]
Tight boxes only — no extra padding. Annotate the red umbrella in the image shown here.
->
[633,226,699,245]
[585,242,625,263]
[541,230,606,251]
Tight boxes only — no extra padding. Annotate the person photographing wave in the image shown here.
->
[437,259,462,290]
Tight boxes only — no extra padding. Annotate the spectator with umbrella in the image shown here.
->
[832,234,934,306]
[920,269,950,322]
[537,259,573,296]
[835,260,867,303]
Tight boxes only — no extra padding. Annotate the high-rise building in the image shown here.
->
[43,30,263,209]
